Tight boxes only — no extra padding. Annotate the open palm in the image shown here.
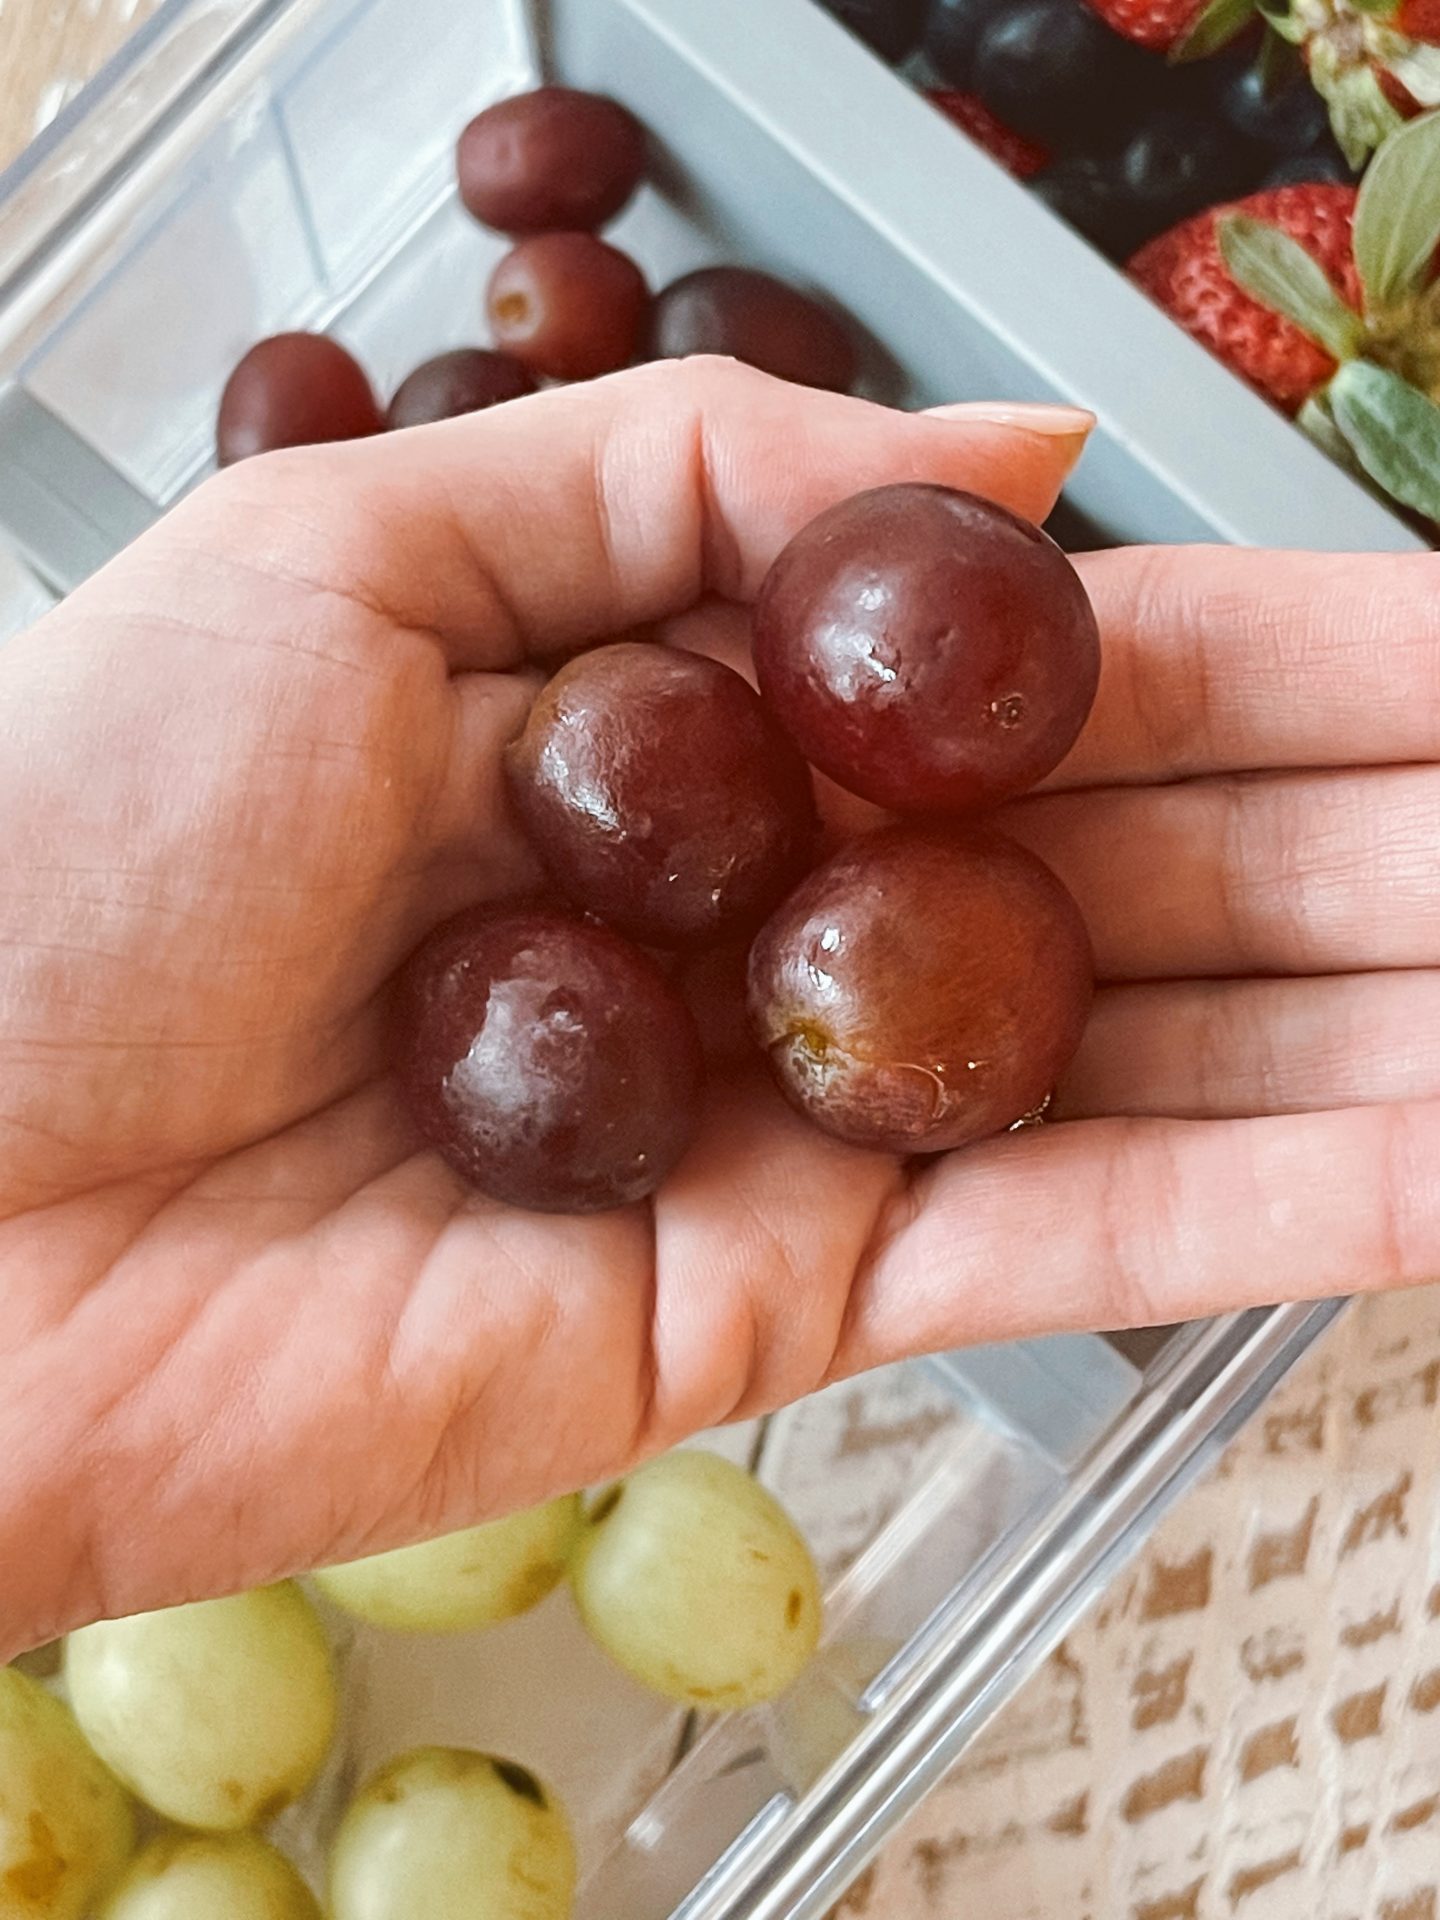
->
[3,359,1436,1660]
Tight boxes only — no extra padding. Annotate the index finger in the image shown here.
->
[183,357,1091,669]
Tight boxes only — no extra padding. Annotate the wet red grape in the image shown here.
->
[216,333,381,465]
[506,642,817,949]
[753,484,1100,813]
[748,823,1092,1154]
[648,267,858,393]
[487,234,649,380]
[457,87,647,235]
[394,904,704,1213]
[386,349,537,428]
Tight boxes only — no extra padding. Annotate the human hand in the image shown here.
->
[0,357,1432,1659]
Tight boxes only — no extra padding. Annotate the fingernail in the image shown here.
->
[925,401,1096,437]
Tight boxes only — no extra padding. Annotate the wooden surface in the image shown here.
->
[7,7,1440,1916]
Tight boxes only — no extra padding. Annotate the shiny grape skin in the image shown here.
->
[386,349,537,428]
[647,267,858,394]
[753,484,1100,814]
[457,87,647,235]
[747,823,1093,1154]
[505,642,818,950]
[487,234,649,380]
[216,333,381,465]
[394,904,704,1214]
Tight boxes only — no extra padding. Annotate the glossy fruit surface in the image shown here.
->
[1219,63,1331,152]
[97,1834,320,1920]
[505,642,817,949]
[819,0,926,59]
[972,0,1149,147]
[456,87,647,234]
[394,905,704,1214]
[1030,155,1150,260]
[312,1495,583,1633]
[753,484,1100,814]
[487,234,648,379]
[923,0,1016,85]
[0,1665,134,1920]
[328,1748,575,1920]
[747,823,1093,1154]
[64,1585,337,1832]
[385,350,536,428]
[647,267,857,393]
[216,334,380,465]
[570,1451,822,1709]
[1117,110,1265,233]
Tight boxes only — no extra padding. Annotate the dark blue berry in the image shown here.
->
[1119,109,1266,228]
[1220,63,1332,152]
[820,0,927,60]
[922,0,1014,87]
[1263,145,1361,187]
[972,0,1152,150]
[1030,155,1149,262]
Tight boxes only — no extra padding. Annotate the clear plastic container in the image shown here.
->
[0,0,1377,1911]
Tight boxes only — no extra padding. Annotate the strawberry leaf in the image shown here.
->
[1329,360,1440,521]
[1354,111,1440,312]
[1389,44,1440,107]
[1298,393,1366,475]
[1257,3,1306,42]
[1310,54,1406,166]
[1172,0,1256,60]
[1218,215,1366,358]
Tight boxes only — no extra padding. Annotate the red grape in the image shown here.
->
[457,87,647,235]
[648,267,858,393]
[748,823,1092,1154]
[394,904,703,1214]
[487,234,649,380]
[753,484,1100,813]
[505,642,817,949]
[216,333,381,465]
[386,349,537,428]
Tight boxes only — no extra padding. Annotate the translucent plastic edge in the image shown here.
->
[674,1298,1347,1920]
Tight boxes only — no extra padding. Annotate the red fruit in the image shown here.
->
[1399,0,1440,35]
[1129,184,1361,414]
[216,334,381,465]
[1077,0,1201,50]
[486,233,649,380]
[926,91,1052,178]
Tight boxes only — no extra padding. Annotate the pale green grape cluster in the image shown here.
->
[569,1450,822,1709]
[96,1832,320,1920]
[313,1495,582,1633]
[64,1584,337,1831]
[0,1665,134,1920]
[328,1747,576,1920]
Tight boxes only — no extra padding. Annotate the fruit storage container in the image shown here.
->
[0,0,1411,1912]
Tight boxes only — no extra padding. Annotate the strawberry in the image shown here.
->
[1079,0,1208,51]
[1128,112,1440,526]
[1130,183,1361,410]
[926,90,1052,177]
[1276,0,1440,164]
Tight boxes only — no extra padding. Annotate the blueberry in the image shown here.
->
[922,0,1014,86]
[1030,156,1150,262]
[1119,109,1266,228]
[1220,63,1332,152]
[1263,143,1360,187]
[820,0,927,60]
[972,0,1152,150]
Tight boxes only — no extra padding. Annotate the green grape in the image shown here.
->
[96,1832,319,1920]
[64,1586,337,1832]
[312,1495,582,1634]
[328,1748,575,1920]
[570,1450,822,1710]
[0,1664,134,1920]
